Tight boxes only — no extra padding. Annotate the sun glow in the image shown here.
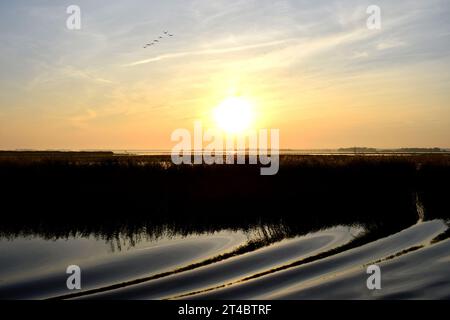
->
[213,97,254,134]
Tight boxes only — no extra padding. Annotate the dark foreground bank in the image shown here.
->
[0,152,449,240]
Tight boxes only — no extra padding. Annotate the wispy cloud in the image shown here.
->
[26,65,113,91]
[376,40,407,51]
[68,108,97,129]
[123,39,292,67]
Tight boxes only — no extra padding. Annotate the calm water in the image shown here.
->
[1,220,449,300]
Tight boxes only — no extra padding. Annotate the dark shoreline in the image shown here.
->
[0,152,449,244]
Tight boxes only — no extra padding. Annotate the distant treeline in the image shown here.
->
[0,151,114,158]
[338,147,447,153]
[0,154,449,244]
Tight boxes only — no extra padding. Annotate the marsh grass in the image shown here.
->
[0,152,448,246]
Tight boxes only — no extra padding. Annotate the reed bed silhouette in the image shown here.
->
[0,152,449,246]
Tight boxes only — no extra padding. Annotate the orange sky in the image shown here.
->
[0,1,449,150]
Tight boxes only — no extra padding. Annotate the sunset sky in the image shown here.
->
[0,0,449,150]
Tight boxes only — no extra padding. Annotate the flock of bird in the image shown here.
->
[143,31,174,48]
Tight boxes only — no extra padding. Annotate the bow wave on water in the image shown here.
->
[0,219,449,300]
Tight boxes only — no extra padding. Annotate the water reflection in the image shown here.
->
[0,231,249,299]
[0,154,449,299]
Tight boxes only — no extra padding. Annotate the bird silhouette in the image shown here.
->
[143,31,174,48]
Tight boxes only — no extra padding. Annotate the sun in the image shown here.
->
[213,97,254,134]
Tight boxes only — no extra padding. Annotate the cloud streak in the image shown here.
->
[123,39,293,67]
